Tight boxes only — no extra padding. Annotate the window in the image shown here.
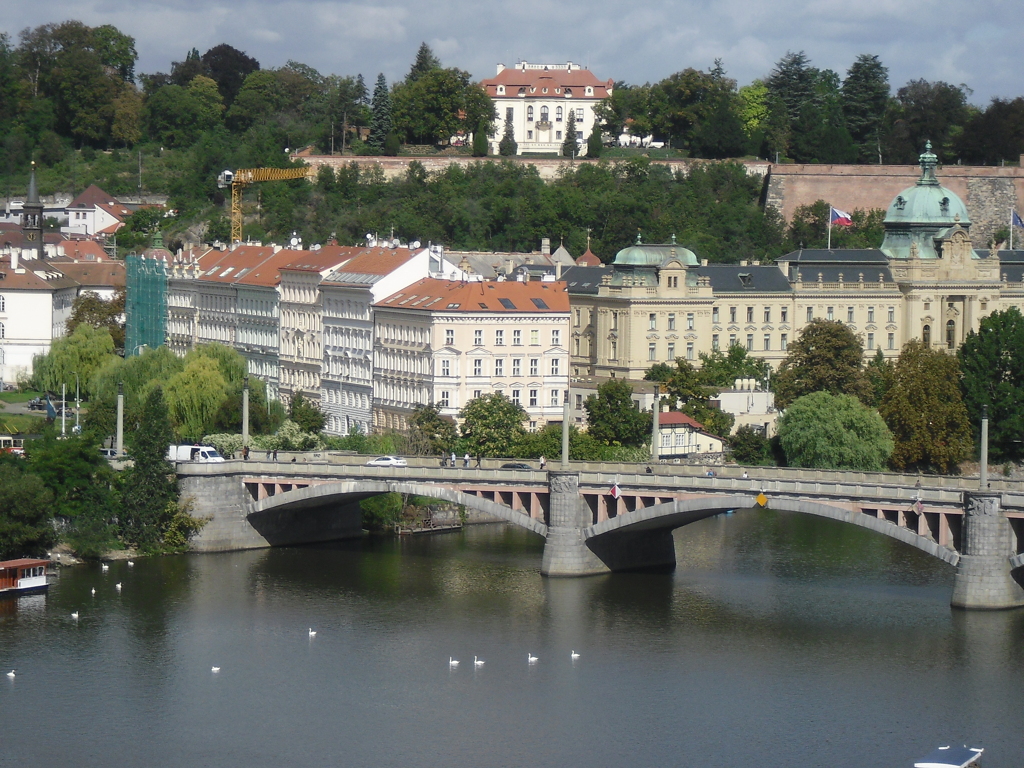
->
[574,309,581,327]
[868,306,875,323]
[512,389,521,405]
[540,106,549,121]
[473,359,483,376]
[0,295,4,312]
[527,106,534,121]
[668,313,676,330]
[529,390,538,407]
[686,342,694,360]
[847,307,854,323]
[610,340,617,359]
[550,358,560,375]
[780,307,788,323]
[746,307,754,323]
[474,329,483,346]
[445,329,454,346]
[763,307,771,323]
[441,360,451,376]
[867,333,875,350]
[729,307,737,323]
[667,342,675,359]
[556,131,562,140]
[762,333,770,351]
[781,333,788,351]
[667,275,678,288]
[922,325,931,345]
[826,306,834,321]
[924,302,931,311]
[0,321,4,339]
[888,306,895,323]
[746,334,754,351]
[531,329,539,345]
[527,130,533,139]
[946,320,956,349]
[551,329,560,346]
[495,358,504,376]
[439,391,450,407]
[649,343,657,361]
[495,329,504,345]
[711,307,719,324]
[505,107,513,121]
[611,312,618,330]
[649,313,657,330]
[513,330,522,346]
[712,334,719,350]
[887,333,895,349]
[576,108,584,121]
[512,358,522,376]
[530,358,539,376]
[729,333,737,347]
[574,338,580,355]
[556,106,563,122]
[550,390,560,407]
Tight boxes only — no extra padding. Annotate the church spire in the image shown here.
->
[27,161,39,204]
[21,161,44,256]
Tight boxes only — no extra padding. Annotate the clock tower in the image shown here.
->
[21,161,44,259]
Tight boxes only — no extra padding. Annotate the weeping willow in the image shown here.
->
[164,357,227,441]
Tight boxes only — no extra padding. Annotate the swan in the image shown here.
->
[71,611,79,620]
[91,588,96,596]
[449,657,459,668]
[308,628,316,637]
[571,650,580,660]
[211,666,220,673]
[528,653,538,663]
[116,583,122,591]
[127,561,134,567]
[6,670,14,679]
[101,563,109,572]
[474,656,484,667]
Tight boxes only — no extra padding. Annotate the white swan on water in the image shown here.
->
[91,588,96,596]
[101,564,109,572]
[474,656,484,667]
[127,561,134,567]
[211,666,220,673]
[308,628,316,637]
[71,611,79,620]
[449,657,459,668]
[571,650,580,660]
[528,653,538,664]
[6,670,14,679]
[116,583,122,591]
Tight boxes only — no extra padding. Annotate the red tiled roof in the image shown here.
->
[375,277,569,312]
[658,411,706,431]
[55,260,125,288]
[67,184,118,209]
[322,246,418,282]
[279,245,360,273]
[234,248,306,287]
[56,239,109,261]
[576,249,601,266]
[481,65,613,99]
[0,255,77,290]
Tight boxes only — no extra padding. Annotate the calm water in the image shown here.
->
[3,511,1024,768]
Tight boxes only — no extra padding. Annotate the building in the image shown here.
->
[373,276,570,432]
[62,184,132,237]
[566,145,1018,391]
[480,61,613,156]
[657,411,725,459]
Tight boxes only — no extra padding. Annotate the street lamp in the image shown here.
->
[73,372,80,434]
[651,384,661,462]
[131,344,148,356]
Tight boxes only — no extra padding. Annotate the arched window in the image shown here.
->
[527,105,534,121]
[556,106,563,122]
[540,106,549,122]
[0,295,5,312]
[946,320,956,349]
[0,321,4,338]
[922,324,931,345]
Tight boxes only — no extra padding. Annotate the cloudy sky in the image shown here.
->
[3,0,1020,103]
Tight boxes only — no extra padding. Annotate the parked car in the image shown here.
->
[500,462,533,470]
[366,455,408,468]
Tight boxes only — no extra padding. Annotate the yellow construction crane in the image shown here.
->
[217,166,315,244]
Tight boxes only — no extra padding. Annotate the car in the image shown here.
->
[500,462,533,470]
[366,455,408,468]
[99,448,118,458]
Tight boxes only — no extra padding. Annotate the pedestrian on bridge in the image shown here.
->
[540,456,546,470]
[463,453,470,468]
[450,451,456,468]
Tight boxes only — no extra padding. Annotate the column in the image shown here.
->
[540,471,609,577]
[950,492,1024,609]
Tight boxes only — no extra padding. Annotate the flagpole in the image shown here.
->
[827,207,832,250]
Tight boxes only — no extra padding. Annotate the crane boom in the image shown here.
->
[221,166,314,244]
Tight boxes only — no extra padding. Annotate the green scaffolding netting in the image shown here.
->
[125,252,168,356]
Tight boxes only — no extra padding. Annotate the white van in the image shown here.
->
[166,444,226,463]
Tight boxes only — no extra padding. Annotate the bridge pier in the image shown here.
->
[541,472,609,576]
[951,493,1024,610]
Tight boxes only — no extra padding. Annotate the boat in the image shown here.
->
[914,745,984,768]
[0,559,51,597]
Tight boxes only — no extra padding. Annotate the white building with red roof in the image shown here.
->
[480,61,613,156]
[62,184,132,237]
[656,410,725,459]
[373,276,570,433]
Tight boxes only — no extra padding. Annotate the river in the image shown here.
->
[2,510,1023,767]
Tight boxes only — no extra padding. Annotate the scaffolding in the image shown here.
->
[125,250,169,355]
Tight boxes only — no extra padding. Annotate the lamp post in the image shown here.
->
[980,404,989,490]
[132,344,147,357]
[61,382,66,436]
[561,384,570,468]
[73,372,80,434]
[116,381,124,456]
[242,375,250,449]
[651,384,661,462]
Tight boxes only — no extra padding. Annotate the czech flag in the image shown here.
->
[830,207,853,226]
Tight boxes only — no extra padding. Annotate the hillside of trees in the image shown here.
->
[3,23,1022,257]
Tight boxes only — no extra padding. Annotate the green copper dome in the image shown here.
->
[881,142,972,260]
[612,233,698,267]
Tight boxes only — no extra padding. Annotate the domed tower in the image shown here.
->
[880,141,974,261]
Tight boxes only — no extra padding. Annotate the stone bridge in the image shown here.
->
[177,456,1024,610]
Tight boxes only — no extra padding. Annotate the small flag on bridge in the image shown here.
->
[610,483,621,499]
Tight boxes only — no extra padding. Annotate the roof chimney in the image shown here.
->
[541,238,550,256]
[11,248,18,271]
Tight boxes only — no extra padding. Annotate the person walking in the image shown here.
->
[475,455,482,469]
[243,445,250,461]
[273,449,278,461]
[539,456,546,470]
[450,451,456,468]
[463,453,470,468]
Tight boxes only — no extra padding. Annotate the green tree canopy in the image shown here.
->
[696,346,771,388]
[368,73,392,150]
[32,323,116,399]
[773,319,871,408]
[120,385,177,548]
[584,379,651,447]
[406,42,441,83]
[878,340,971,474]
[459,393,527,457]
[0,459,55,559]
[656,358,735,438]
[66,288,125,351]
[498,114,518,156]
[165,356,228,442]
[392,67,494,145]
[777,391,894,470]
[409,403,457,455]
[289,393,326,434]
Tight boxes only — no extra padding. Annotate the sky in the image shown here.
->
[2,0,1020,104]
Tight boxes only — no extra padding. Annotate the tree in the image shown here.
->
[472,120,488,156]
[787,200,885,250]
[120,385,177,548]
[0,460,54,559]
[958,307,1024,462]
[200,43,259,107]
[409,403,457,455]
[392,68,494,145]
[459,393,527,457]
[111,85,143,147]
[66,288,125,351]
[882,79,970,163]
[32,323,115,399]
[878,340,971,474]
[778,391,893,470]
[864,349,894,408]
[584,380,651,447]
[696,346,771,388]
[368,73,392,150]
[657,358,735,438]
[586,123,602,158]
[766,51,819,125]
[406,42,441,83]
[165,356,228,441]
[956,97,1024,165]
[692,96,748,159]
[842,54,889,162]
[773,320,871,409]
[289,393,326,434]
[561,109,579,157]
[91,24,137,82]
[498,115,518,156]
[226,70,287,131]
[729,425,771,465]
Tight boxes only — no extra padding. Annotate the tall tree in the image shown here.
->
[773,320,871,408]
[651,359,734,439]
[586,123,602,158]
[766,51,818,125]
[32,322,115,399]
[289,393,326,434]
[406,42,441,83]
[882,79,970,163]
[696,346,771,388]
[879,340,971,474]
[200,43,259,107]
[368,73,392,150]
[66,289,125,351]
[459,393,527,457]
[958,307,1024,462]
[164,356,228,441]
[0,460,54,559]
[120,385,177,548]
[561,109,579,157]
[498,114,518,156]
[409,403,457,455]
[392,68,494,145]
[778,391,893,471]
[584,380,651,447]
[955,97,1024,166]
[842,54,890,163]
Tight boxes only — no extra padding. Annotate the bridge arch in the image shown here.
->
[585,494,959,566]
[249,480,548,537]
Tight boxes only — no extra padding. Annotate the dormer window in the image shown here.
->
[542,87,548,94]
[518,87,526,96]
[497,85,505,95]
[585,86,593,95]
[554,88,560,94]
[738,273,752,287]
[565,88,572,97]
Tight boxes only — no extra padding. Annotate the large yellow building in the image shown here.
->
[566,144,1022,386]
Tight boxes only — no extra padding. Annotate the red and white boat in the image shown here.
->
[0,559,50,597]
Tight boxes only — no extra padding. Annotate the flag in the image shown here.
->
[830,207,853,226]
[1013,210,1024,229]
[609,483,621,499]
